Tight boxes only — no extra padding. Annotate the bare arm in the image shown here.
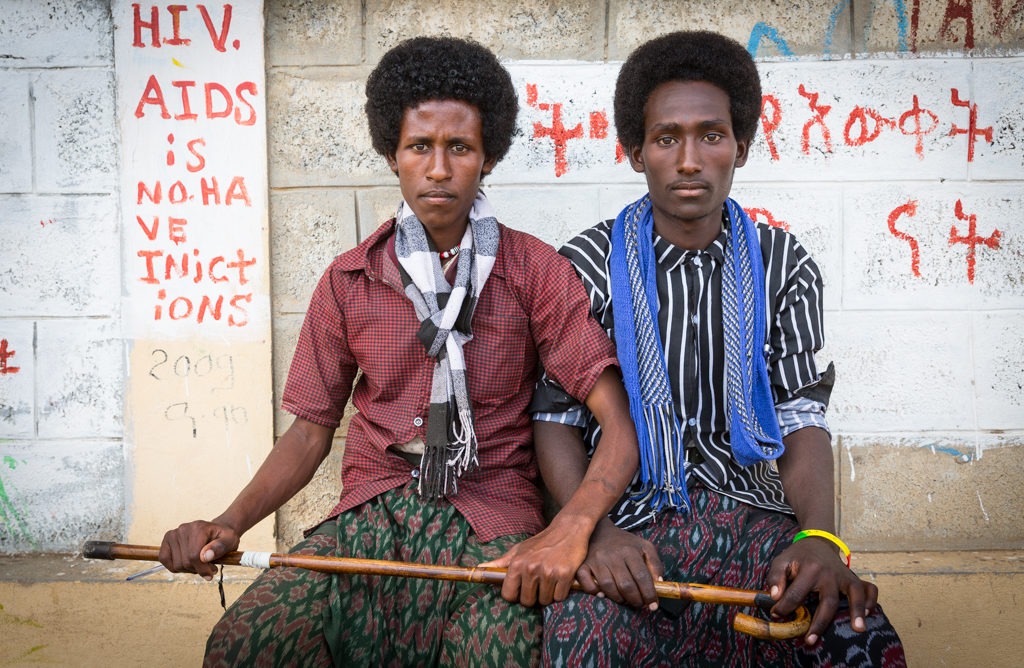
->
[535,418,664,610]
[159,416,336,579]
[769,426,878,645]
[486,367,640,606]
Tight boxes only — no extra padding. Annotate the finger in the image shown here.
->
[621,556,657,609]
[501,567,525,605]
[642,544,665,581]
[592,565,626,605]
[844,579,869,633]
[552,569,574,603]
[766,554,794,602]
[575,565,601,596]
[804,591,839,646]
[863,580,878,616]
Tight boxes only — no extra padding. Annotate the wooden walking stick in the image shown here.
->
[83,541,810,641]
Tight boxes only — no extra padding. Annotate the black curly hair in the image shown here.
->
[614,31,762,151]
[365,36,519,164]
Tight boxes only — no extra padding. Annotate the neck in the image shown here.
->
[652,212,722,251]
[425,221,469,254]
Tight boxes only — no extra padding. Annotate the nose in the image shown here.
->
[677,138,701,174]
[426,149,451,182]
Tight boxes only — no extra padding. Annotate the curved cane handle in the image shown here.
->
[732,604,811,640]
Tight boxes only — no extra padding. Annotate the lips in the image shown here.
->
[669,180,709,196]
[420,189,455,203]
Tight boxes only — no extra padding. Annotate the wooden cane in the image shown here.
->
[83,540,810,640]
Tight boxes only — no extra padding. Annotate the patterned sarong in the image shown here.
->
[204,482,541,667]
[543,484,906,668]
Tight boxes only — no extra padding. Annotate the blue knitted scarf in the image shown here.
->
[608,195,784,514]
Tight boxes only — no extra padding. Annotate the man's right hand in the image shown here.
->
[575,518,664,610]
[158,520,240,580]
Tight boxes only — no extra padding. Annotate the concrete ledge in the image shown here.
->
[2,551,1022,666]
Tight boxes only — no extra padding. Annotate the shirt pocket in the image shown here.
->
[464,310,534,406]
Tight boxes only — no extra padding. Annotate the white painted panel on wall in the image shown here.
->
[113,0,274,548]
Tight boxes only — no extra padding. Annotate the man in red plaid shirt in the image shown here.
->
[157,36,638,667]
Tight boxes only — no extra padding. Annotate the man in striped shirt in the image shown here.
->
[533,31,905,666]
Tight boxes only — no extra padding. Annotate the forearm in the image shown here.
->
[549,367,638,533]
[214,417,335,536]
[777,425,836,532]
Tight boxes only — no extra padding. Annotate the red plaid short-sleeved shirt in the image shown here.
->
[282,219,618,542]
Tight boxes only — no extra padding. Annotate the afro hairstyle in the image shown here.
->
[365,36,519,165]
[614,31,762,151]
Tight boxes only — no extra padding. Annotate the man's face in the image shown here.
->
[629,80,749,241]
[386,100,495,246]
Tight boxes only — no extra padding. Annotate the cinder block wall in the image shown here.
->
[1,1,1023,665]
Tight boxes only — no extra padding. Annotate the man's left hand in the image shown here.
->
[766,536,878,646]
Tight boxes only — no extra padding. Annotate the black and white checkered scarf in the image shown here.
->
[393,191,499,498]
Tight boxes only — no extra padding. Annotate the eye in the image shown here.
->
[451,144,469,154]
[410,143,429,152]
[704,133,724,143]
[654,136,677,147]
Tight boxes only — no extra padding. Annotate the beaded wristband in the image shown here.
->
[793,529,851,568]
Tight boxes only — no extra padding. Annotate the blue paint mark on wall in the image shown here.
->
[748,23,795,58]
[864,0,910,52]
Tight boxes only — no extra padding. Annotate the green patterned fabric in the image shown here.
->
[204,481,541,667]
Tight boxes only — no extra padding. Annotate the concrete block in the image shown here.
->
[0,72,32,192]
[854,0,1024,54]
[272,313,303,437]
[0,0,112,67]
[973,311,1024,430]
[270,188,357,314]
[36,319,123,439]
[266,0,362,66]
[729,184,844,295]
[0,195,120,317]
[34,70,117,193]
[0,320,33,438]
[484,185,602,249]
[365,0,606,61]
[842,185,1024,311]
[971,59,1024,179]
[826,311,975,432]
[597,183,651,223]
[609,0,853,61]
[266,69,390,187]
[0,440,124,552]
[840,436,1024,551]
[355,186,403,241]
[745,59,970,182]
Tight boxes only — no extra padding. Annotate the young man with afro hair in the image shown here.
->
[532,31,907,666]
[158,36,641,667]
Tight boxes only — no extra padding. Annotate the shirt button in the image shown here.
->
[413,417,424,427]
[411,468,420,479]
[687,417,696,426]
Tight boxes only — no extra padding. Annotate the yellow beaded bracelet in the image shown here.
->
[793,529,851,568]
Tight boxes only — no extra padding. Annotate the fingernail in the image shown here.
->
[203,549,215,562]
[648,602,658,612]
[806,634,818,645]
[770,586,779,598]
[596,592,605,598]
[203,575,213,581]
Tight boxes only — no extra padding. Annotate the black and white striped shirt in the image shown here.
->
[533,213,834,530]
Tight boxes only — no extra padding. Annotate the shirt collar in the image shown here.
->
[651,209,731,270]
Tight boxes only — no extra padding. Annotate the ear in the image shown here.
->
[481,156,498,177]
[627,145,645,173]
[385,153,398,174]
[734,138,750,168]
